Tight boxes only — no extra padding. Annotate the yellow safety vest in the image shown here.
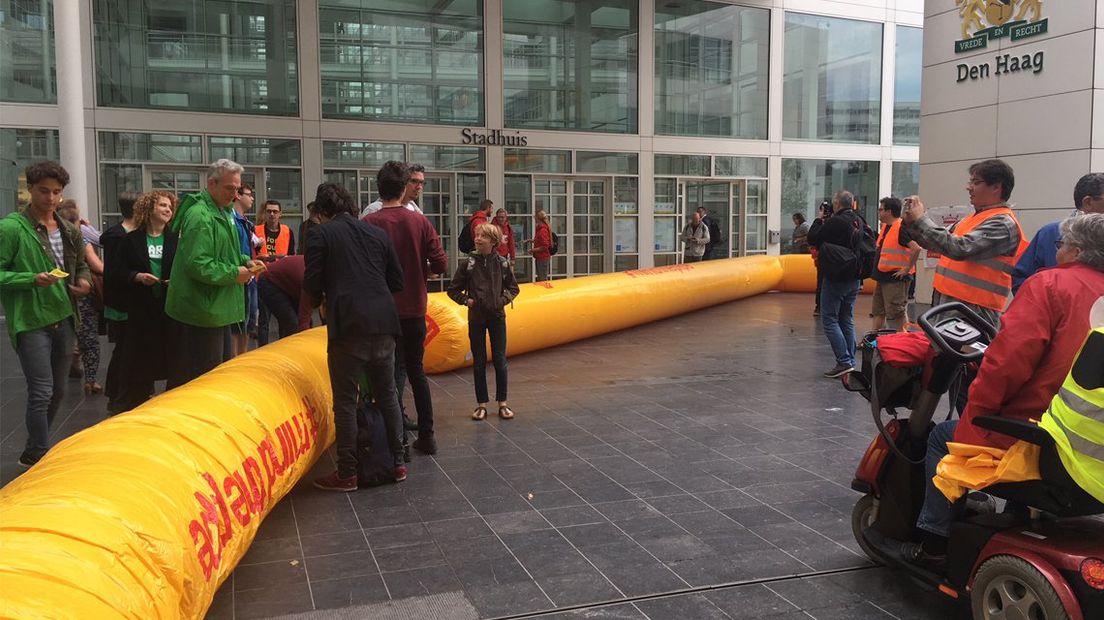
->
[1039,327,1104,503]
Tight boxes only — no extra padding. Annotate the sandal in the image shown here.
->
[472,406,487,421]
[83,382,102,395]
[498,405,515,420]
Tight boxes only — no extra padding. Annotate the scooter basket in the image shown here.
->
[858,330,921,412]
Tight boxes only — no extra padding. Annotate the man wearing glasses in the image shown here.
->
[166,159,265,386]
[1011,172,1104,294]
[360,162,426,217]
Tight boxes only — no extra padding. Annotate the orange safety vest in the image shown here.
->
[255,223,291,257]
[876,219,915,275]
[932,206,1028,312]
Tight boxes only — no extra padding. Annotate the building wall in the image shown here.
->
[918,0,1095,297]
[1,0,923,280]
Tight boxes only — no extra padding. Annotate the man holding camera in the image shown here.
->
[808,191,864,378]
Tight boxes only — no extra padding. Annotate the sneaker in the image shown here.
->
[16,452,39,469]
[402,414,419,431]
[394,466,408,482]
[823,363,855,378]
[413,435,437,455]
[313,470,357,492]
[813,307,821,316]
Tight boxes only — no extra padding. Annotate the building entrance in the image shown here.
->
[655,177,768,264]
[532,177,609,279]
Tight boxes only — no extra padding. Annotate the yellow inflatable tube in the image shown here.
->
[0,329,333,619]
[423,254,847,374]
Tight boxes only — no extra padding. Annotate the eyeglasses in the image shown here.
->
[265,209,280,214]
[238,190,253,198]
[409,179,425,186]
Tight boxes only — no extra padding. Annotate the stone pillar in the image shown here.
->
[55,0,89,214]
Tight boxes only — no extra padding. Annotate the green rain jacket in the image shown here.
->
[165,189,251,328]
[0,211,89,345]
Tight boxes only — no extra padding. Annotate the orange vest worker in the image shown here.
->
[876,219,915,275]
[255,223,291,257]
[932,206,1028,311]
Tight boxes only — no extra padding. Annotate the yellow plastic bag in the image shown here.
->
[933,440,1042,502]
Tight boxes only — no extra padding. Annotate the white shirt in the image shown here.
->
[360,200,422,218]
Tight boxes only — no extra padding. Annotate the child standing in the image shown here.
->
[448,223,521,420]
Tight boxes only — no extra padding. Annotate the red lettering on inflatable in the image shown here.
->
[260,437,281,480]
[534,281,554,289]
[223,472,252,527]
[424,315,440,347]
[242,457,266,513]
[189,519,217,580]
[192,491,221,578]
[276,422,296,472]
[203,472,234,550]
[624,264,695,278]
[292,414,309,456]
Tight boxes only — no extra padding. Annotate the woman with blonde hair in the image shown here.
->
[108,190,179,412]
[57,200,104,394]
[493,207,517,263]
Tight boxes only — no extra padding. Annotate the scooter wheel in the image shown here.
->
[971,555,1069,620]
[851,494,887,565]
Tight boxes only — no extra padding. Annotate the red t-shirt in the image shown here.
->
[495,220,516,260]
[363,207,448,319]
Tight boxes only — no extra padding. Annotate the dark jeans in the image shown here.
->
[104,318,127,402]
[470,317,508,403]
[917,420,960,537]
[15,319,75,461]
[257,278,299,346]
[395,317,435,435]
[820,277,860,367]
[329,336,404,478]
[168,322,227,390]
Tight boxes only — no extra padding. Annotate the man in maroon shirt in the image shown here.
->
[256,254,311,344]
[364,161,449,455]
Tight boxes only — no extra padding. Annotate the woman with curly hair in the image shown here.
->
[108,191,179,412]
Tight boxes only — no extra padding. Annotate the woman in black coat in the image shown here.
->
[111,190,179,412]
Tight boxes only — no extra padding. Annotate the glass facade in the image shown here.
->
[654,0,768,139]
[318,0,483,125]
[782,13,882,144]
[93,0,299,115]
[1,128,60,216]
[780,158,880,253]
[8,1,919,277]
[893,26,922,145]
[1,0,55,103]
[503,0,639,134]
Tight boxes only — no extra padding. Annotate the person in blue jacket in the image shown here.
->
[1012,173,1104,293]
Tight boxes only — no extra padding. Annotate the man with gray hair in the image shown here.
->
[1012,172,1104,293]
[807,190,865,378]
[166,158,266,387]
[360,162,426,217]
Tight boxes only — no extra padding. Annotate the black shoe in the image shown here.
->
[403,443,412,463]
[823,363,855,378]
[813,307,821,316]
[17,452,39,469]
[413,435,437,455]
[402,414,418,432]
[901,541,948,572]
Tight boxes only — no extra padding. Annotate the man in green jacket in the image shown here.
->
[165,158,265,387]
[0,161,92,468]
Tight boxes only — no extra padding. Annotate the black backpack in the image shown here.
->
[354,379,398,487]
[458,220,475,253]
[549,230,559,256]
[852,218,878,280]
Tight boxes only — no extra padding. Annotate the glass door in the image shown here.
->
[533,177,608,278]
[683,180,732,259]
[420,174,452,291]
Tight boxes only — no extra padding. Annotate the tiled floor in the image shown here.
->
[0,293,964,619]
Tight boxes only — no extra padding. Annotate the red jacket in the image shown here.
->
[470,211,489,239]
[532,222,552,261]
[955,262,1104,449]
[495,219,516,260]
[258,255,312,330]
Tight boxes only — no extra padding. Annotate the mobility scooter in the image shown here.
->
[842,303,1104,620]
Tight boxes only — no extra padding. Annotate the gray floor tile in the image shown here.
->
[309,574,390,610]
[233,559,308,592]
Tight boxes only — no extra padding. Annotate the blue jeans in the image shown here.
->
[917,419,960,537]
[15,320,75,461]
[820,278,860,367]
[470,317,508,403]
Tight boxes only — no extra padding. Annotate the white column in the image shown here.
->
[485,0,505,207]
[55,0,89,214]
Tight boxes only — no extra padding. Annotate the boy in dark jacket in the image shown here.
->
[448,223,521,421]
[0,161,91,467]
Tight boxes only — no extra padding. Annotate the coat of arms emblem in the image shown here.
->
[955,0,1046,53]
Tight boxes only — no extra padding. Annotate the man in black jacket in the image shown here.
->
[304,182,406,491]
[807,190,863,378]
[100,192,137,412]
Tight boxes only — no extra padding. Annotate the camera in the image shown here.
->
[819,200,831,217]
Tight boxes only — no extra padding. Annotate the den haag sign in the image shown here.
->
[954,0,1047,83]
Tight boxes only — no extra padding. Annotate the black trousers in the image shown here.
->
[167,323,227,390]
[394,317,435,435]
[329,336,403,478]
[104,318,127,402]
[257,278,300,345]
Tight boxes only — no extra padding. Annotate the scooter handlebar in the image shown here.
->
[917,302,997,363]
